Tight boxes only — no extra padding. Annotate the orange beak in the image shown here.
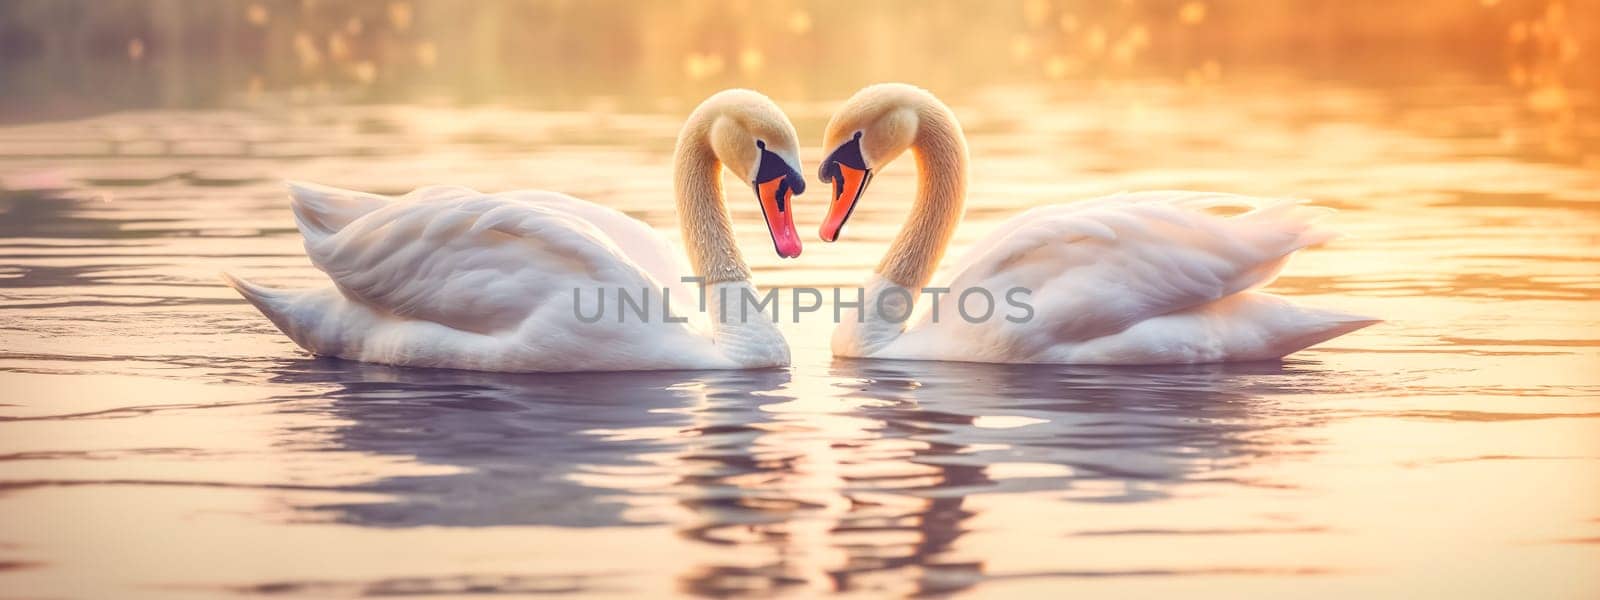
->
[818,133,872,243]
[820,163,869,242]
[756,175,802,258]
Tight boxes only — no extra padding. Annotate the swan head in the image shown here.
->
[702,89,807,259]
[816,83,927,242]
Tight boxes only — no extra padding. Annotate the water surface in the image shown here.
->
[1,79,1598,598]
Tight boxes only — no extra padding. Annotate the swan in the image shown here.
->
[814,83,1377,364]
[224,89,807,372]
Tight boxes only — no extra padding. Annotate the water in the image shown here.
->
[1,78,1598,598]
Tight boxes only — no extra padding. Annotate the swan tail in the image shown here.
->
[1265,305,1380,358]
[220,272,328,354]
[285,180,388,244]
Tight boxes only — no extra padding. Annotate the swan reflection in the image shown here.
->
[254,356,1336,595]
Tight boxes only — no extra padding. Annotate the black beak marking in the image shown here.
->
[819,131,867,186]
[755,141,804,211]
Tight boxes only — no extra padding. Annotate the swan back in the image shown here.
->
[302,186,661,337]
[909,192,1359,360]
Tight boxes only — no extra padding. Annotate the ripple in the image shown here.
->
[216,573,615,597]
[2,79,1598,598]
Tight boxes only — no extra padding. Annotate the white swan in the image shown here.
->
[814,83,1376,364]
[224,89,807,372]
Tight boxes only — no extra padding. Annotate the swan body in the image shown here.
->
[817,84,1376,365]
[227,90,807,372]
[836,192,1376,364]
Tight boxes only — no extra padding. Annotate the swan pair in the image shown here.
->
[226,85,1375,372]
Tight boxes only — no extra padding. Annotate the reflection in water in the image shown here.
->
[254,357,1337,596]
[271,364,725,529]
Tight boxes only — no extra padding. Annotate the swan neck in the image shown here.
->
[674,119,751,284]
[674,106,787,366]
[876,101,967,291]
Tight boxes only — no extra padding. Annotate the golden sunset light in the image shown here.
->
[0,1,1596,598]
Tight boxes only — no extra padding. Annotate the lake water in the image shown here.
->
[1,79,1598,598]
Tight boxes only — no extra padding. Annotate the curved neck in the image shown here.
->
[673,104,786,367]
[876,101,968,291]
[674,114,751,284]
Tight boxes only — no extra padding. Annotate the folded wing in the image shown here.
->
[294,185,662,336]
[933,192,1336,354]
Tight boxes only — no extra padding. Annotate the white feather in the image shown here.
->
[860,191,1377,364]
[226,183,781,372]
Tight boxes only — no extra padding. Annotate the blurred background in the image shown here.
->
[1,0,1594,160]
[2,2,1599,598]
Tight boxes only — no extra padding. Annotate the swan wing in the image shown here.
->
[492,189,696,306]
[931,192,1337,352]
[285,180,390,245]
[298,185,664,335]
